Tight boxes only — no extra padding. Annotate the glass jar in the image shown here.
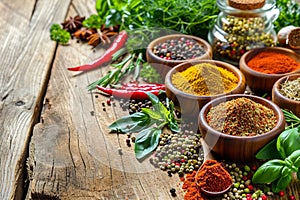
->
[208,0,279,66]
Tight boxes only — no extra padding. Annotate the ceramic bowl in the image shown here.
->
[272,73,300,117]
[198,94,286,162]
[239,47,300,94]
[165,60,246,121]
[146,34,213,81]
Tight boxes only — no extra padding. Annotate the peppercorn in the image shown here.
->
[170,188,176,197]
[153,37,206,61]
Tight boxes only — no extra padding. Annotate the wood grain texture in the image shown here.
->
[26,1,184,199]
[0,0,71,199]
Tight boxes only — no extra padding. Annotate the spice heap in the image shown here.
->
[152,37,206,60]
[171,63,238,96]
[214,16,275,62]
[196,160,232,192]
[247,51,300,74]
[150,122,204,177]
[181,160,232,200]
[206,97,277,136]
[280,77,300,101]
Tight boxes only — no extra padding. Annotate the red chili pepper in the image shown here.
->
[68,30,128,71]
[120,83,165,91]
[96,86,162,100]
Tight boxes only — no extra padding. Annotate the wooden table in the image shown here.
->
[0,0,299,200]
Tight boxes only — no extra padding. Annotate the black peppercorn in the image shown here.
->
[169,188,176,197]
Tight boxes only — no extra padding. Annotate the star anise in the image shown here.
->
[61,15,85,33]
[73,28,97,41]
[87,25,120,47]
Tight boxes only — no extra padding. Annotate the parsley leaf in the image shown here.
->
[50,24,71,45]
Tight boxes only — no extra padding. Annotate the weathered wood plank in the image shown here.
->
[26,0,185,199]
[0,0,71,199]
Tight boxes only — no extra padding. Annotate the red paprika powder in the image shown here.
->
[247,51,300,74]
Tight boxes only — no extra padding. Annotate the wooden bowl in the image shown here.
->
[146,34,212,81]
[239,47,300,94]
[198,94,286,162]
[165,60,246,122]
[272,73,300,117]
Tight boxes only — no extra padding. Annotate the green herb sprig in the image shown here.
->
[282,109,300,129]
[253,125,300,192]
[109,92,179,159]
[50,24,71,45]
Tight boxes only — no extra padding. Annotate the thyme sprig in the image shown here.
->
[282,109,300,129]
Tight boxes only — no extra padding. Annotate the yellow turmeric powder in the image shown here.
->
[172,63,238,96]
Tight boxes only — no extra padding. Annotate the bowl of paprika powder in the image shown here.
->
[239,47,300,94]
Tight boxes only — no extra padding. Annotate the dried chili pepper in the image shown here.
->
[68,30,128,71]
[96,85,163,100]
[117,83,165,91]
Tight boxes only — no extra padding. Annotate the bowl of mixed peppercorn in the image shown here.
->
[164,59,246,121]
[239,47,300,94]
[272,73,300,118]
[146,34,213,80]
[198,94,286,162]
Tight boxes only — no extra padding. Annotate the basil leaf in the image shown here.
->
[252,159,285,183]
[134,127,162,159]
[287,149,300,168]
[147,92,168,119]
[109,112,154,133]
[271,173,292,193]
[141,108,164,121]
[256,138,283,160]
[95,0,109,20]
[277,126,300,158]
[166,101,179,132]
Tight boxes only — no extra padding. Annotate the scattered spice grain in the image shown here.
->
[206,97,277,136]
[247,51,300,74]
[279,77,300,101]
[172,63,238,96]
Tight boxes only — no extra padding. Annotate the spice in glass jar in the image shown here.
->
[279,77,300,101]
[214,16,275,62]
[152,37,206,60]
[206,97,277,136]
[171,63,238,96]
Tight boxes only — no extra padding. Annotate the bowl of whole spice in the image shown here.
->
[165,60,246,121]
[239,47,300,94]
[198,94,286,162]
[146,34,213,81]
[272,73,300,117]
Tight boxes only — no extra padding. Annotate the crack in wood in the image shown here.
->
[29,0,38,22]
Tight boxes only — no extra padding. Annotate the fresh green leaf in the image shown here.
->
[287,149,300,168]
[252,159,285,184]
[141,108,164,121]
[134,127,162,159]
[256,138,283,160]
[82,14,102,29]
[277,126,300,158]
[50,24,71,45]
[96,0,109,19]
[271,173,292,193]
[109,112,154,133]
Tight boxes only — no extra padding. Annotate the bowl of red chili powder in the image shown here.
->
[239,47,300,94]
[198,94,286,162]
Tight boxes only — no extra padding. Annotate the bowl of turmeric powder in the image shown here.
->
[165,60,246,121]
[239,47,300,94]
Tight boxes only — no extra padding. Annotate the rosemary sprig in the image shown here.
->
[282,109,300,129]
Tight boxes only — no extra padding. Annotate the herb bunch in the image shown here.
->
[109,92,179,159]
[253,123,300,192]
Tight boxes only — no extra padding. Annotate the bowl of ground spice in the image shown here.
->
[239,47,300,94]
[146,34,213,81]
[165,60,246,121]
[198,94,286,162]
[272,73,300,117]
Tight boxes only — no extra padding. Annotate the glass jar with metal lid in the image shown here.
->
[208,0,279,66]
